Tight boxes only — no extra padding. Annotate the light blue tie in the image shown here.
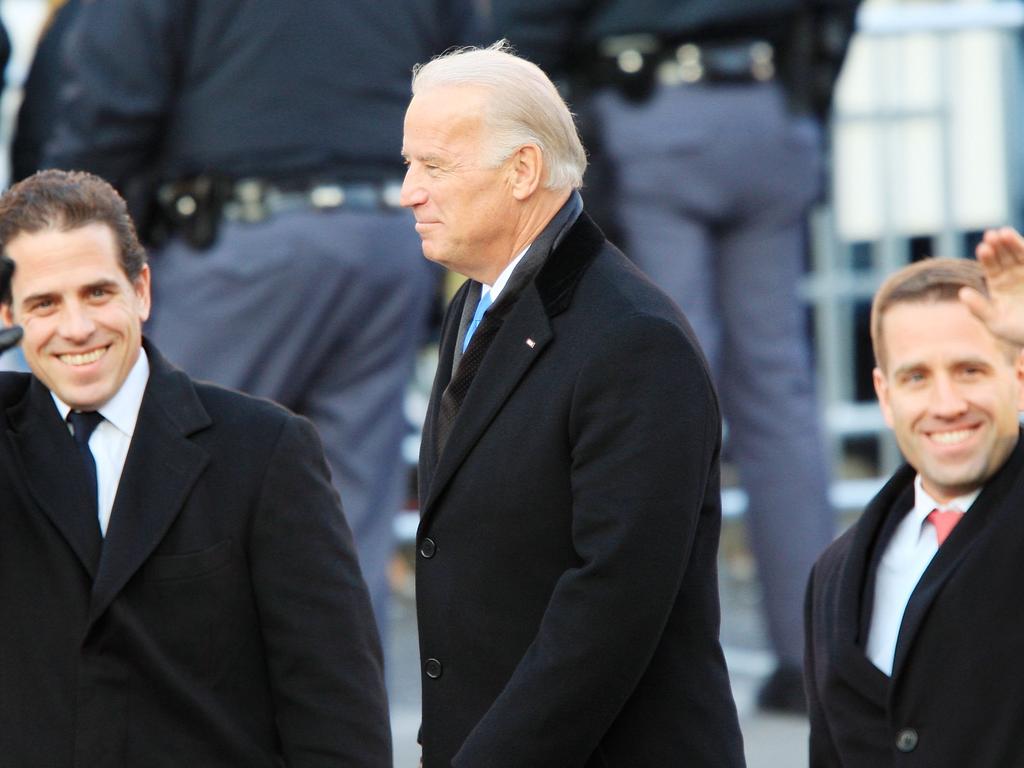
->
[462,289,493,352]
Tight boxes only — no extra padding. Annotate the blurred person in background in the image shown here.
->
[44,0,482,641]
[492,0,862,712]
[805,255,1024,766]
[10,0,81,183]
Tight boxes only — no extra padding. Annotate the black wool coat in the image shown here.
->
[806,434,1024,767]
[416,212,745,768]
[0,342,391,767]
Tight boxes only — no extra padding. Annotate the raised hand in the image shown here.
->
[960,227,1024,346]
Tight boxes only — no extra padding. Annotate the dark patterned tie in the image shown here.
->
[68,410,104,516]
[435,294,515,457]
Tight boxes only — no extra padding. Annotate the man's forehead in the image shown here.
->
[405,86,487,137]
[6,224,125,286]
[882,299,1010,363]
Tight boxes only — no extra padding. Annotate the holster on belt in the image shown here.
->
[156,175,231,250]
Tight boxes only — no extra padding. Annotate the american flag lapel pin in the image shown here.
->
[525,338,536,348]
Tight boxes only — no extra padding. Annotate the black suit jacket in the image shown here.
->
[0,342,391,767]
[805,434,1024,767]
[416,212,744,767]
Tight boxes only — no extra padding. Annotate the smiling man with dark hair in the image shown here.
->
[0,169,391,767]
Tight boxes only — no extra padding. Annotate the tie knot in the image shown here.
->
[67,410,103,445]
[927,507,964,546]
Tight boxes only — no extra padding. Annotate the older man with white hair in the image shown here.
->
[402,41,744,768]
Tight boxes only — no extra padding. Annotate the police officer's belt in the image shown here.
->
[584,35,775,101]
[221,178,404,223]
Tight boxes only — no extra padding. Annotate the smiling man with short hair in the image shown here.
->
[0,169,391,767]
[805,256,1024,767]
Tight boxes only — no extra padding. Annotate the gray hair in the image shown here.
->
[411,40,587,190]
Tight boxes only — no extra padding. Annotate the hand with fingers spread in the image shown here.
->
[961,226,1024,345]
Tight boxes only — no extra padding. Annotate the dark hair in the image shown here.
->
[0,169,146,305]
[870,257,1008,370]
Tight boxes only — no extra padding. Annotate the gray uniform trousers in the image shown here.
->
[593,80,834,665]
[145,205,435,644]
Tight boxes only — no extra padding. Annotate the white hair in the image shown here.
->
[411,40,587,190]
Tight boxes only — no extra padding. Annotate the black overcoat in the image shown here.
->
[0,342,391,767]
[806,435,1024,767]
[417,212,744,767]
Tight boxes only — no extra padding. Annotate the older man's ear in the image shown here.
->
[509,143,545,201]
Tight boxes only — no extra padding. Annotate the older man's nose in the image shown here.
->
[400,168,428,208]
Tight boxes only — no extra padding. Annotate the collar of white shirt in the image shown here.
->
[483,244,530,304]
[52,347,150,437]
[910,475,979,533]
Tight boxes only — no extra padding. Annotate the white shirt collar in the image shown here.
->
[484,244,531,303]
[52,347,150,438]
[911,473,980,522]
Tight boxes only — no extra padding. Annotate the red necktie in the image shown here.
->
[927,508,964,546]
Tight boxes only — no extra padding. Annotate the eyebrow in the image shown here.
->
[21,278,121,307]
[892,357,992,377]
[403,149,446,164]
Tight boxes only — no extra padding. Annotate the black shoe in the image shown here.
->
[756,664,807,715]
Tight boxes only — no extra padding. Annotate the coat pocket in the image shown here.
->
[142,538,233,581]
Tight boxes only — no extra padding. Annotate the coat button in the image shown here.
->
[424,658,443,679]
[895,728,918,752]
[420,538,437,559]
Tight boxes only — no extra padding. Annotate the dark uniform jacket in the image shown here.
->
[46,0,479,185]
[805,434,1024,767]
[0,342,391,767]
[494,0,862,120]
[416,209,744,767]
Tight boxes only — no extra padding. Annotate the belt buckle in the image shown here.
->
[310,184,345,209]
[233,178,269,223]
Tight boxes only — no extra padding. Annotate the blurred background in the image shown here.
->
[1,0,1022,764]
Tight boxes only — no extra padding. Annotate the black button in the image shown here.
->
[424,658,443,679]
[420,538,437,559]
[895,728,918,753]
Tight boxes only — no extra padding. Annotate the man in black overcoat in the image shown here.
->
[805,254,1024,766]
[401,41,744,768]
[0,170,391,767]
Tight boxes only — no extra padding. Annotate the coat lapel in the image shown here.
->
[420,286,551,525]
[88,344,211,624]
[418,211,604,526]
[5,377,103,578]
[833,466,915,704]
[418,280,468,510]
[891,436,1024,677]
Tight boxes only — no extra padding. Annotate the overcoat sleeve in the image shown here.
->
[249,414,392,767]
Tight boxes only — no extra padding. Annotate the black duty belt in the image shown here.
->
[583,35,775,101]
[220,178,404,223]
[155,176,404,250]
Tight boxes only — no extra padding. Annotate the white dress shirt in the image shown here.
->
[865,475,979,675]
[54,349,150,536]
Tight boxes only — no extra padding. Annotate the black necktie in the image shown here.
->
[67,410,104,515]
